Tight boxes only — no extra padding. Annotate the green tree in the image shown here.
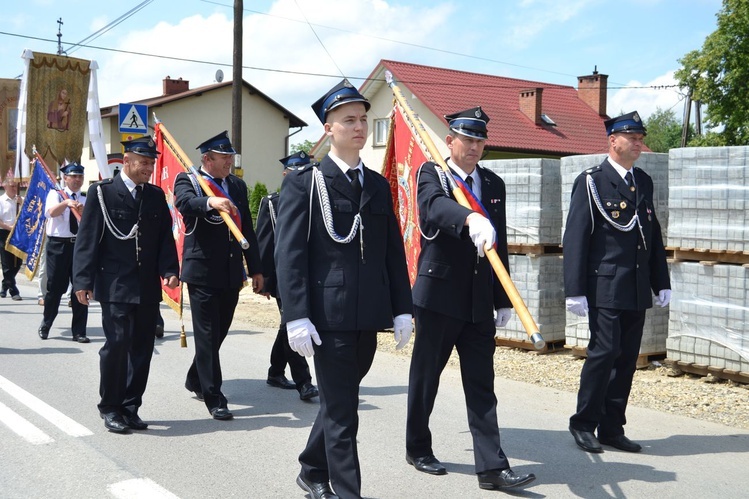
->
[674,0,749,145]
[248,181,268,223]
[290,139,316,155]
[644,108,684,152]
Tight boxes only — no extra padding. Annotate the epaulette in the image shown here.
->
[97,178,115,186]
[294,162,315,173]
[584,165,602,174]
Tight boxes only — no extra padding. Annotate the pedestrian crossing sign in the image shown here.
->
[118,103,148,133]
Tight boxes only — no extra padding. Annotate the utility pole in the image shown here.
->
[232,0,243,177]
[681,90,692,147]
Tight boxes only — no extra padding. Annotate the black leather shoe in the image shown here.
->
[570,426,603,453]
[210,407,233,420]
[100,412,130,433]
[11,294,21,301]
[185,381,204,401]
[154,324,164,339]
[73,335,91,343]
[38,325,49,340]
[0,290,6,298]
[296,473,338,499]
[267,374,296,389]
[299,382,319,400]
[599,434,642,452]
[122,413,148,430]
[406,454,447,475]
[478,468,536,490]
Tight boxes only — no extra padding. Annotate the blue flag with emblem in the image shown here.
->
[6,159,56,278]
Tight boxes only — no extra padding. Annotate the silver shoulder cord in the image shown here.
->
[96,184,140,259]
[268,197,277,232]
[184,173,220,237]
[585,174,647,250]
[308,166,364,257]
[415,163,451,241]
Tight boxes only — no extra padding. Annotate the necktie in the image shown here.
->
[624,171,635,192]
[347,169,362,200]
[69,193,78,235]
[466,175,474,192]
[134,185,143,202]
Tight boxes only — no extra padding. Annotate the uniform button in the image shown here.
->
[637,245,641,250]
[428,269,432,273]
[230,253,233,257]
[636,264,640,268]
[594,269,598,273]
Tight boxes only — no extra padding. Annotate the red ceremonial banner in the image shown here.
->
[153,126,185,315]
[382,106,428,286]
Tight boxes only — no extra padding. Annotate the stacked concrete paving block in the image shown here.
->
[667,262,749,373]
[483,159,565,347]
[483,158,562,245]
[667,147,749,252]
[666,146,749,377]
[560,153,670,357]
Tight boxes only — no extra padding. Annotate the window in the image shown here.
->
[374,118,390,146]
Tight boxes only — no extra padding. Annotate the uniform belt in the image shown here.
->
[49,236,76,243]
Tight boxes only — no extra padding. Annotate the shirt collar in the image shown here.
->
[329,152,363,177]
[607,156,635,183]
[447,158,478,184]
[119,171,138,194]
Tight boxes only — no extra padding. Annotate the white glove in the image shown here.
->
[467,213,496,257]
[654,289,672,308]
[393,314,413,350]
[495,308,512,328]
[566,296,588,317]
[287,317,321,357]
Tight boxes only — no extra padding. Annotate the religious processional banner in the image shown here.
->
[6,159,56,278]
[381,105,428,286]
[0,79,20,182]
[153,124,186,316]
[24,52,90,172]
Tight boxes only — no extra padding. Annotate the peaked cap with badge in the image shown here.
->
[61,162,84,176]
[121,136,160,158]
[604,111,647,136]
[279,151,311,169]
[197,130,237,155]
[445,106,490,139]
[311,79,370,124]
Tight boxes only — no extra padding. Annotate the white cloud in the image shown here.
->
[502,0,596,49]
[608,70,687,121]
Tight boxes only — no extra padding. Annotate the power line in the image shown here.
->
[0,30,680,92]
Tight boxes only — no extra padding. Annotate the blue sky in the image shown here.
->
[0,0,723,145]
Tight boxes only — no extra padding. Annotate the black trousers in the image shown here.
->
[98,301,159,416]
[570,307,646,438]
[299,330,377,499]
[268,297,312,387]
[406,306,510,473]
[0,229,20,295]
[41,238,88,336]
[185,284,239,411]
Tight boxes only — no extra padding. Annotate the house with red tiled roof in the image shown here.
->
[312,59,612,170]
[82,77,306,191]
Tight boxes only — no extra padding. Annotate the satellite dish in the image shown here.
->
[215,69,224,83]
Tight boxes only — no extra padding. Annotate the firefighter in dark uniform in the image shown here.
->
[564,111,671,453]
[257,151,318,401]
[174,131,264,421]
[275,79,413,499]
[73,136,180,433]
[405,107,536,491]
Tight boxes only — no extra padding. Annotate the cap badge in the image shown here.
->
[474,108,482,118]
[612,211,620,219]
[620,201,627,209]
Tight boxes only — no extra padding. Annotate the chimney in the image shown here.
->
[519,88,543,125]
[577,67,608,116]
[163,76,189,96]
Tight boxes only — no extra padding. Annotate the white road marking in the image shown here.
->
[0,375,93,437]
[108,478,181,499]
[0,401,54,444]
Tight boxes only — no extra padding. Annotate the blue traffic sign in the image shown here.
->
[119,103,148,133]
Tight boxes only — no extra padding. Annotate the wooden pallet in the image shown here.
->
[566,345,666,369]
[667,246,749,266]
[495,336,565,354]
[507,244,562,256]
[664,359,749,385]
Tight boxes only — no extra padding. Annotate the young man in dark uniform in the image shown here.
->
[275,80,413,499]
[405,107,536,491]
[174,131,264,421]
[257,151,318,401]
[564,111,671,453]
[73,136,179,433]
[38,162,88,342]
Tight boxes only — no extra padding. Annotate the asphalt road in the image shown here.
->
[1,278,748,498]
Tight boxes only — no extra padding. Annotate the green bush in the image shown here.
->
[249,181,268,223]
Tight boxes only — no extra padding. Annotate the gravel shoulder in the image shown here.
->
[235,289,749,430]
